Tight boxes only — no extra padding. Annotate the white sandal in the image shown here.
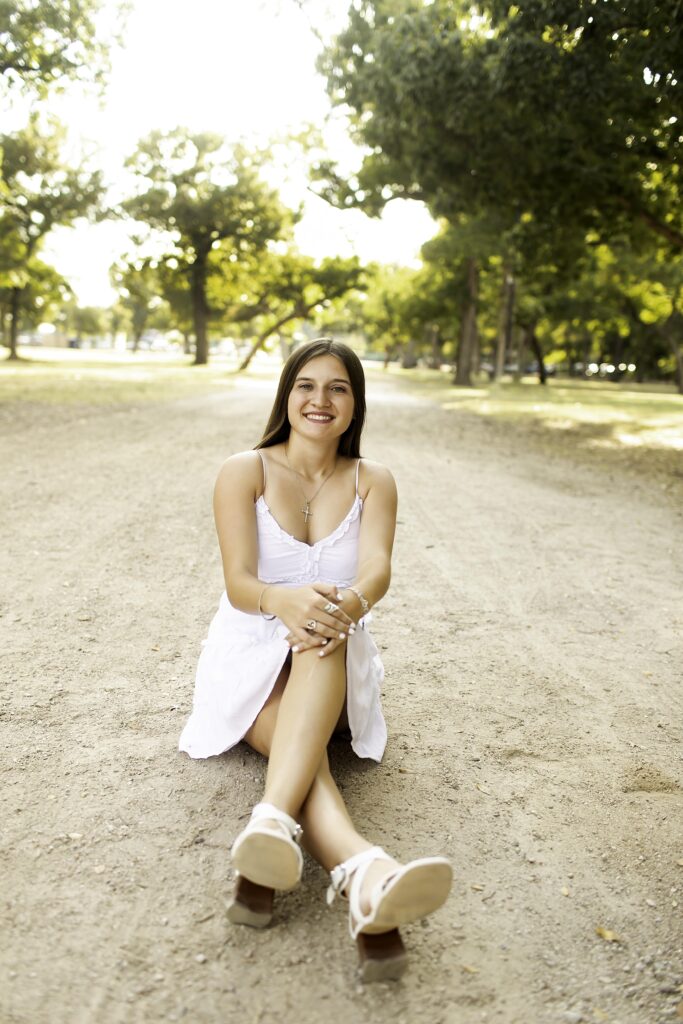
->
[230,802,303,891]
[327,845,453,939]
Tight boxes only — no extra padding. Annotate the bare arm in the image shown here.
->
[316,462,398,657]
[213,452,354,645]
[213,451,264,614]
[345,461,397,608]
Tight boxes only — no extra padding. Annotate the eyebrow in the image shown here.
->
[295,376,350,384]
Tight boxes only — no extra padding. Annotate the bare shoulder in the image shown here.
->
[214,450,264,502]
[358,458,397,502]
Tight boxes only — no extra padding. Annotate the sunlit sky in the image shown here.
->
[27,0,437,306]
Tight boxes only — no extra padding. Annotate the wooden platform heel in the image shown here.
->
[327,845,453,982]
[226,875,274,928]
[356,928,407,982]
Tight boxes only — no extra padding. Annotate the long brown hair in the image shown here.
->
[255,339,366,457]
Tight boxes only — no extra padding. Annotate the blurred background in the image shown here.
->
[1,0,682,432]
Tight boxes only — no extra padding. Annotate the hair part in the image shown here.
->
[255,338,366,458]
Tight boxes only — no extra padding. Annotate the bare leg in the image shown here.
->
[262,645,348,818]
[245,658,369,867]
[244,658,397,902]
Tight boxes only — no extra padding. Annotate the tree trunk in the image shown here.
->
[527,324,547,384]
[581,333,591,377]
[401,339,418,369]
[182,331,192,356]
[513,326,525,382]
[471,325,481,376]
[428,324,442,370]
[453,258,478,386]
[610,332,625,381]
[671,338,683,394]
[494,269,515,380]
[659,312,683,394]
[8,287,22,360]
[192,252,209,366]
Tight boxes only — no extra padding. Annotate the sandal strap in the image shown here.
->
[250,802,303,842]
[326,846,390,907]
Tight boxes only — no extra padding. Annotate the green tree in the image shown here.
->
[0,0,120,95]
[156,258,195,352]
[320,1,682,250]
[234,251,364,370]
[0,257,69,346]
[111,257,162,351]
[318,1,683,384]
[68,305,107,345]
[123,130,293,365]
[0,117,102,359]
[360,264,424,366]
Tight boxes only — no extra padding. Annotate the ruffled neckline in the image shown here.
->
[255,494,362,550]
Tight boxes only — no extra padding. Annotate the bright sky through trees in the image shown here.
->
[33,0,436,305]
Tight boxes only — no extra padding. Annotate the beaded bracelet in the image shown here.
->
[258,585,276,621]
[347,585,370,616]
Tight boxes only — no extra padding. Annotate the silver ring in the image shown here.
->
[323,602,339,613]
[306,619,317,631]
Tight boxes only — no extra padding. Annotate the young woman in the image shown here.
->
[179,338,452,980]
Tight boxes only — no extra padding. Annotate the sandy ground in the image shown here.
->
[2,369,682,1024]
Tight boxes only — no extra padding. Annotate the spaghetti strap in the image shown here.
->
[257,450,267,495]
[355,458,361,496]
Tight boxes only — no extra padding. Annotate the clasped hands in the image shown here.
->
[268,583,359,658]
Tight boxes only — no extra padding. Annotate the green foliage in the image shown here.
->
[0,257,70,341]
[155,258,194,339]
[234,249,364,369]
[122,129,294,364]
[63,303,107,340]
[0,0,121,95]
[0,117,102,357]
[123,131,292,261]
[318,1,683,387]
[320,1,682,251]
[111,257,164,346]
[0,117,103,263]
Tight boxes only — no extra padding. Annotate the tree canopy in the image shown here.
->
[313,0,683,388]
[319,0,682,250]
[0,117,103,357]
[0,0,118,94]
[123,129,294,364]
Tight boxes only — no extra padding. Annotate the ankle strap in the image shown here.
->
[326,846,390,906]
[251,802,303,841]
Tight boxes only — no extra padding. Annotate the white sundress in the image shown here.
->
[178,456,388,762]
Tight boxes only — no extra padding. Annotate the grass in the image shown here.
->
[0,345,273,405]
[3,345,682,458]
[382,365,683,454]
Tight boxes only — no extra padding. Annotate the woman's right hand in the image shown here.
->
[266,583,355,650]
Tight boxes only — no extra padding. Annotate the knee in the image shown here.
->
[292,643,347,670]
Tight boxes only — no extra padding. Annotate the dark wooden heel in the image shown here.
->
[226,875,274,928]
[356,928,407,982]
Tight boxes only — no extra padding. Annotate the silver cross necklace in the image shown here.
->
[284,444,338,523]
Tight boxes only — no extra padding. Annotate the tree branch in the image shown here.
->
[615,196,683,249]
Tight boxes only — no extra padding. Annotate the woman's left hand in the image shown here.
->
[285,582,355,658]
[284,628,350,657]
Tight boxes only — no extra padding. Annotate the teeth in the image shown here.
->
[306,414,332,421]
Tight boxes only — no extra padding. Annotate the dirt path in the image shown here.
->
[2,371,682,1024]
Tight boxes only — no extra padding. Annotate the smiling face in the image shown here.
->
[286,354,355,443]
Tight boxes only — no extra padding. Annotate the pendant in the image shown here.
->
[301,501,312,523]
